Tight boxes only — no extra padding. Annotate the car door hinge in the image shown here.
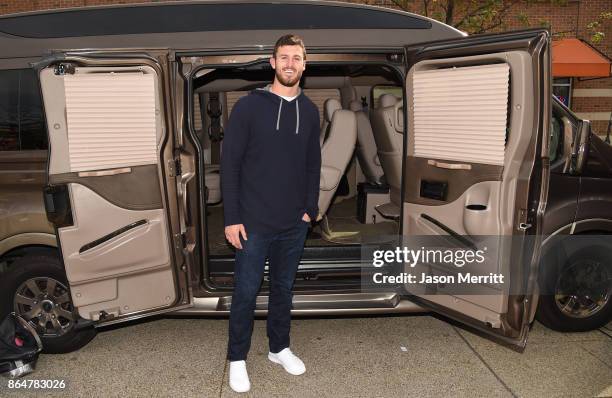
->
[173,232,185,249]
[168,158,182,177]
[517,208,532,231]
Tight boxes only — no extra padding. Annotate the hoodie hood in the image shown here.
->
[252,84,304,134]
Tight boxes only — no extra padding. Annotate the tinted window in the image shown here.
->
[0,69,47,151]
[0,4,431,39]
[372,85,402,108]
[0,70,19,151]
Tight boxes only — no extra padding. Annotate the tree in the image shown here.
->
[389,0,519,33]
[587,11,612,44]
[388,0,568,35]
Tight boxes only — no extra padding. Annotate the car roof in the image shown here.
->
[0,0,464,62]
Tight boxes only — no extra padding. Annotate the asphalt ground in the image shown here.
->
[1,315,611,398]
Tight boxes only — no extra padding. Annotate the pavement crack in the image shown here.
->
[598,328,612,340]
[452,326,518,398]
[578,344,612,370]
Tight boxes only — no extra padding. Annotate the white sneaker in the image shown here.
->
[228,360,250,393]
[268,348,306,375]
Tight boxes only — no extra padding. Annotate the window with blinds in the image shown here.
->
[412,63,510,166]
[64,72,158,172]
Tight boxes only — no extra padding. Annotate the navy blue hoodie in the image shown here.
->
[220,84,321,233]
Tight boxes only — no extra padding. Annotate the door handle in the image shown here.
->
[427,160,472,170]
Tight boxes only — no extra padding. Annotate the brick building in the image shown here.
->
[1,0,610,136]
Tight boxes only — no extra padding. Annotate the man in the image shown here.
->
[220,34,321,393]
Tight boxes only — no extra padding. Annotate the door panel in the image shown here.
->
[39,55,191,323]
[402,30,550,346]
[59,184,170,284]
[49,164,162,210]
[404,157,503,206]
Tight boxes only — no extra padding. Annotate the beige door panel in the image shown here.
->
[39,55,190,324]
[405,181,502,237]
[406,51,535,234]
[60,183,171,284]
[404,181,507,316]
[402,29,549,343]
[70,268,176,321]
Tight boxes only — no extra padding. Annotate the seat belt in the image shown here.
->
[207,92,223,164]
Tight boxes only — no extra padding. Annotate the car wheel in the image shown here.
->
[0,254,97,353]
[536,245,612,332]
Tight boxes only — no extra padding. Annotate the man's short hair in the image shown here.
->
[273,34,307,60]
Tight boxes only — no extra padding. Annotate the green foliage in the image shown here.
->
[538,18,551,29]
[389,0,566,34]
[587,11,611,44]
[516,11,530,27]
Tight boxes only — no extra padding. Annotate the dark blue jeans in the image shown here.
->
[227,219,309,361]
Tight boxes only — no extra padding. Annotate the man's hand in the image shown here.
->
[225,224,247,249]
[302,213,311,222]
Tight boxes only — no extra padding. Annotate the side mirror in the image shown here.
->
[571,120,591,175]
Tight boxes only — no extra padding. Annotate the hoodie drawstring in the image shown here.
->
[295,99,299,134]
[274,97,300,134]
[276,100,282,131]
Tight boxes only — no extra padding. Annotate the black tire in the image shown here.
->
[536,245,612,332]
[0,254,97,353]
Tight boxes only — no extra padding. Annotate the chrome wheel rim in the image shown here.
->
[554,259,612,319]
[13,277,76,337]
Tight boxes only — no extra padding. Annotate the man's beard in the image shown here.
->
[275,67,302,87]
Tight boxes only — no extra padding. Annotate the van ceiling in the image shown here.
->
[193,64,401,93]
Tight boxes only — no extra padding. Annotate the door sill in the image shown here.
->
[173,292,426,315]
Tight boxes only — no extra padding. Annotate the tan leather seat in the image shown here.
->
[317,105,357,219]
[320,98,342,146]
[369,94,403,218]
[349,100,384,185]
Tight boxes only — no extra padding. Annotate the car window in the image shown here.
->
[372,85,402,108]
[0,69,47,151]
[549,106,580,172]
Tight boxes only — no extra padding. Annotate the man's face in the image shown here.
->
[270,45,306,87]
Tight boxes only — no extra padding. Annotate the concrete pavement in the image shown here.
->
[1,315,611,397]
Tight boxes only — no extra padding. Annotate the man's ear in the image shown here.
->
[269,57,276,70]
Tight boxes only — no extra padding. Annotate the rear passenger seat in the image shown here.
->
[318,98,357,219]
[320,98,342,146]
[369,94,403,219]
[349,100,385,186]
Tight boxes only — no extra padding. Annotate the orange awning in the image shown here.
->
[552,38,612,77]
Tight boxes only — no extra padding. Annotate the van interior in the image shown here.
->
[188,59,405,289]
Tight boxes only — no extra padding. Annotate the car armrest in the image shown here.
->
[320,165,342,191]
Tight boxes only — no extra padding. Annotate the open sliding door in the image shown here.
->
[401,30,551,347]
[38,53,191,325]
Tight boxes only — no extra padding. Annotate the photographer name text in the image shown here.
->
[372,272,504,284]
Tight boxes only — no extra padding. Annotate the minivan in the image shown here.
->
[0,1,611,354]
